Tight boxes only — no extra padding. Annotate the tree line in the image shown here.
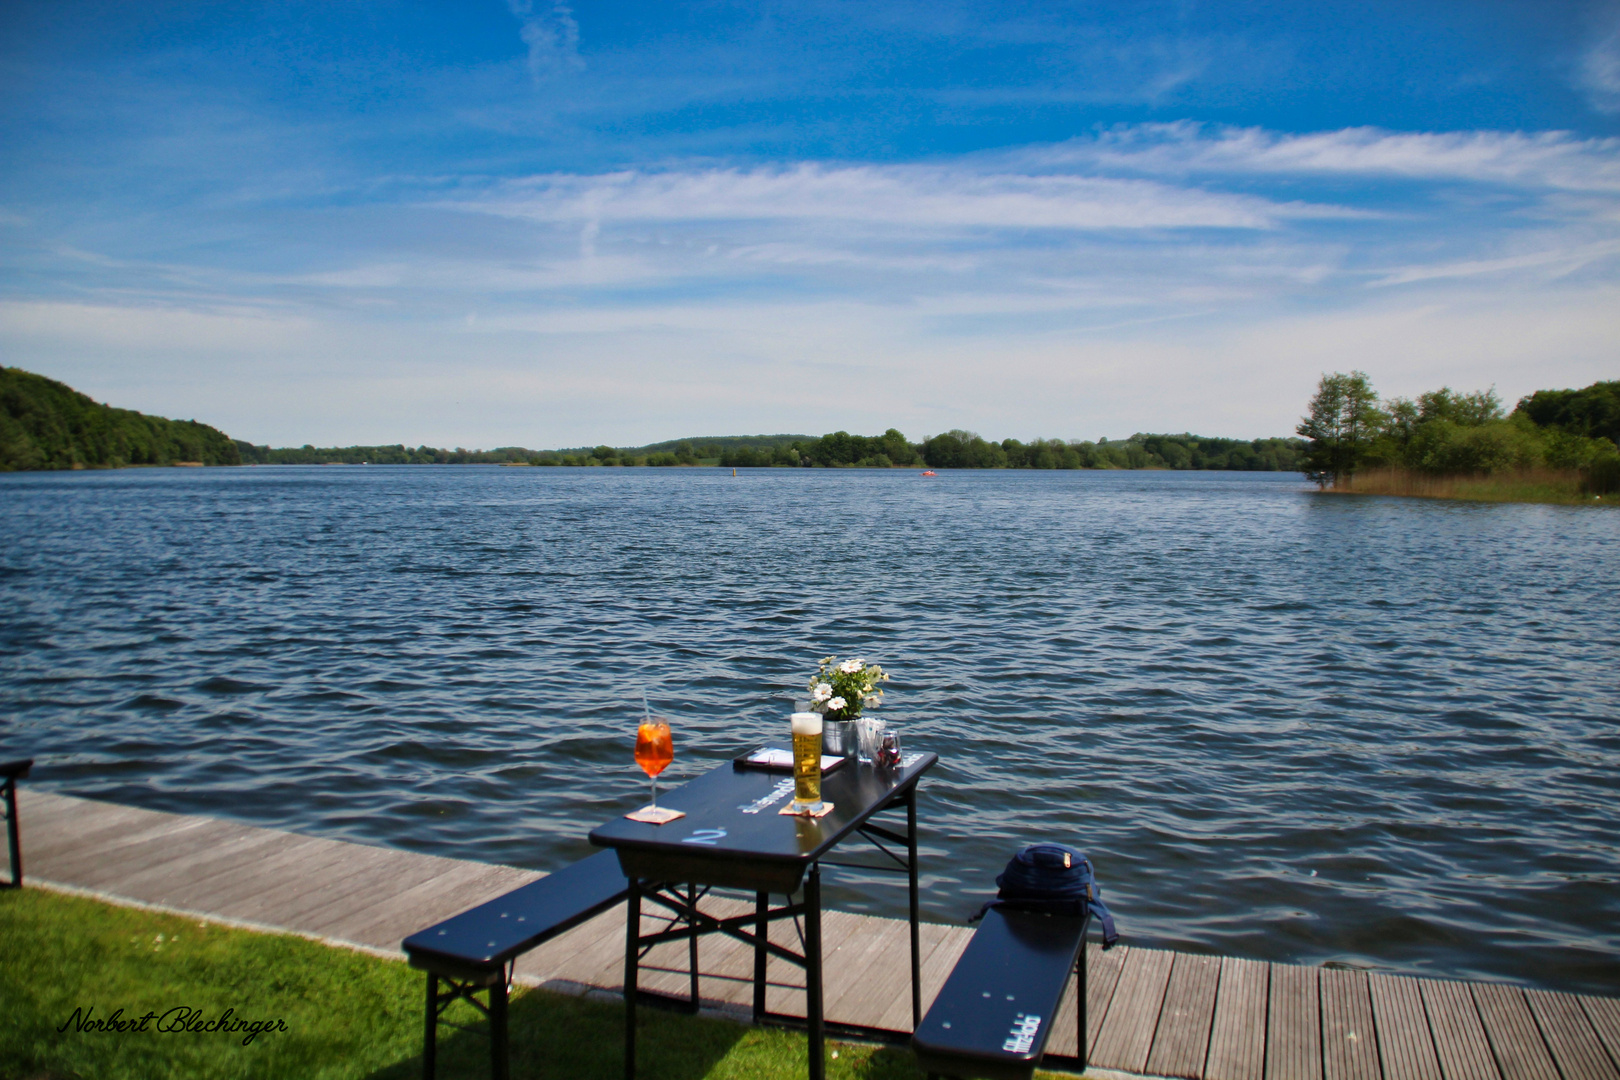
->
[1298,373,1619,492]
[236,429,1308,470]
[0,367,240,471]
[715,429,1306,470]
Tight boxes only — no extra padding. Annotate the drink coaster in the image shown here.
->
[778,801,835,818]
[625,806,686,825]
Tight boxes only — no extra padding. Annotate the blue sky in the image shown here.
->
[2,1,1618,447]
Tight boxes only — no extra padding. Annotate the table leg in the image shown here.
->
[624,878,640,1080]
[908,788,921,1031]
[753,891,768,1022]
[806,864,824,1080]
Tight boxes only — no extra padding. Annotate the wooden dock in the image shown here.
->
[14,790,1620,1080]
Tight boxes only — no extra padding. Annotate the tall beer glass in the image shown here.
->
[790,711,823,812]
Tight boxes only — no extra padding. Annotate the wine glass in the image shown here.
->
[635,716,673,809]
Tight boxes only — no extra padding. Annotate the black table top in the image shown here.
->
[589,751,938,893]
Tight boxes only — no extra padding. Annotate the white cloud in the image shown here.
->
[453,163,1359,232]
[0,299,312,354]
[4,120,1617,447]
[1022,123,1620,192]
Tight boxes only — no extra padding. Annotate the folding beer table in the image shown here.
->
[588,750,939,1080]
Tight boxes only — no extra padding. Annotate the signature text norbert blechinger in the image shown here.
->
[58,1005,288,1045]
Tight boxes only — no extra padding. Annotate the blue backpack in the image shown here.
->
[990,843,1119,948]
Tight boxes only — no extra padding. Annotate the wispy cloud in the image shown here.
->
[1022,123,1620,192]
[506,0,585,83]
[1370,238,1620,286]
[1581,9,1620,115]
[452,162,1361,232]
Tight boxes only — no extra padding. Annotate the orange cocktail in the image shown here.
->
[635,719,673,808]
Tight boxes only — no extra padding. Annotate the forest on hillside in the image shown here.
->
[0,367,240,471]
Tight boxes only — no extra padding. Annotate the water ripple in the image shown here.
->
[1,466,1617,992]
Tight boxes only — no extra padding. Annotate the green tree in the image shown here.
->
[1297,371,1381,488]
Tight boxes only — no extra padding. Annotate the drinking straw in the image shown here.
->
[642,687,652,725]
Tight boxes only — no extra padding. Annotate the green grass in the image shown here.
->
[0,886,959,1080]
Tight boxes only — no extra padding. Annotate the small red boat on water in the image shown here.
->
[920,470,937,477]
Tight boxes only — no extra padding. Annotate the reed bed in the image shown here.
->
[1329,467,1613,506]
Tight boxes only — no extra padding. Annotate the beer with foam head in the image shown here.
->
[790,712,823,809]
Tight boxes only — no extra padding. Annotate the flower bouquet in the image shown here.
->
[807,656,888,722]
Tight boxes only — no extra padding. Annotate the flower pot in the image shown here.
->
[823,719,858,759]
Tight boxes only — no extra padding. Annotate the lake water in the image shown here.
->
[2,466,1617,994]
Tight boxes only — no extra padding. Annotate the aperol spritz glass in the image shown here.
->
[634,717,673,809]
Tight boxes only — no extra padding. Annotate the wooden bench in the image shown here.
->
[911,906,1093,1080]
[402,849,628,1080]
[2,758,33,888]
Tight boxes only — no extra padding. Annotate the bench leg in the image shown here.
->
[1077,938,1089,1071]
[624,878,640,1080]
[422,973,437,1080]
[3,776,20,888]
[490,975,510,1080]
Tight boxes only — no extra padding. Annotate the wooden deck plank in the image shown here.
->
[196,838,407,927]
[873,920,974,1033]
[821,910,912,1015]
[1322,969,1380,1080]
[1525,990,1620,1080]
[161,835,344,915]
[351,861,539,952]
[1581,996,1620,1074]
[515,901,626,985]
[1045,938,1129,1062]
[1207,956,1269,1080]
[17,791,158,841]
[824,912,918,1025]
[1086,941,1131,1058]
[1370,973,1442,1080]
[1267,963,1322,1080]
[57,819,288,900]
[263,846,483,932]
[18,789,1620,1063]
[96,824,290,899]
[1146,951,1222,1079]
[15,790,127,834]
[1093,946,1176,1074]
[1472,983,1559,1080]
[1422,979,1502,1080]
[29,813,212,884]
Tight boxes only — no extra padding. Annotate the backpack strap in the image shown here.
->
[972,895,1120,949]
[1088,895,1119,948]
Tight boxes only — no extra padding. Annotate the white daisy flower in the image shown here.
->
[812,683,832,702]
[827,696,847,712]
[838,659,863,674]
